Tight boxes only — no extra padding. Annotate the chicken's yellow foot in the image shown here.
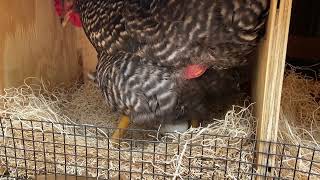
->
[111,115,130,146]
[191,119,200,128]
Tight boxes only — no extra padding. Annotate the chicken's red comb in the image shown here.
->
[54,0,82,27]
[183,64,207,80]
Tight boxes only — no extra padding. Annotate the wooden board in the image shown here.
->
[0,0,82,93]
[76,29,97,82]
[287,36,320,60]
[253,0,293,177]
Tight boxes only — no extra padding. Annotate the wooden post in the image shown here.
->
[253,0,292,177]
[0,0,82,92]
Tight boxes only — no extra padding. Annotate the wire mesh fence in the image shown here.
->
[0,117,319,179]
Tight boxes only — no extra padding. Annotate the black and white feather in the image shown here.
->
[76,0,269,68]
[74,0,269,131]
[96,51,244,131]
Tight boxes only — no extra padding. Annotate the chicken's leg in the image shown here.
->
[111,115,130,145]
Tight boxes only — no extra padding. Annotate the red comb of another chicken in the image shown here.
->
[54,0,82,27]
[183,64,207,80]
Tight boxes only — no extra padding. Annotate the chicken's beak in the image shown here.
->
[61,10,73,27]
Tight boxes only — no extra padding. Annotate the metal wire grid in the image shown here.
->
[0,117,319,179]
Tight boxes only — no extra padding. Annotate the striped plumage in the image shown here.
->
[96,51,244,131]
[76,0,268,68]
[71,0,269,132]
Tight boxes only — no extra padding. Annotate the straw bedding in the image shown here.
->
[0,67,319,179]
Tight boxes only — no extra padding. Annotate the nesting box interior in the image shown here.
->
[287,0,320,64]
[0,1,84,92]
[0,0,319,179]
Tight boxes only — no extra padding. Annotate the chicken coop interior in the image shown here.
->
[0,0,319,179]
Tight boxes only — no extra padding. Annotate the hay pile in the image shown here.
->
[279,68,320,145]
[275,68,320,179]
[0,67,319,179]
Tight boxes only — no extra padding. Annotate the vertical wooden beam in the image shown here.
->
[254,0,292,177]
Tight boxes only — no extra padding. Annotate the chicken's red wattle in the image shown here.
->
[183,64,208,80]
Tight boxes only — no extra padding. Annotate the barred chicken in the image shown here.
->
[55,0,269,141]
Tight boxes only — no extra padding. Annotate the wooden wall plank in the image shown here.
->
[287,36,320,60]
[0,0,82,92]
[254,0,293,177]
[76,29,97,83]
